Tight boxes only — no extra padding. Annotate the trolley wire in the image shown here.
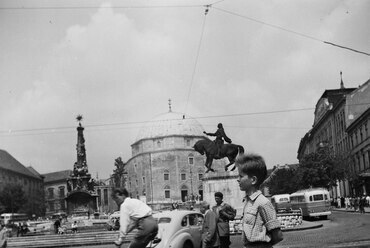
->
[184,5,209,116]
[212,6,370,57]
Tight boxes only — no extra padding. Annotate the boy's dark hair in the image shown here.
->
[214,192,223,198]
[235,153,267,187]
[112,187,129,198]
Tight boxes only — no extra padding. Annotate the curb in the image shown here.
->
[332,209,370,214]
[282,223,323,232]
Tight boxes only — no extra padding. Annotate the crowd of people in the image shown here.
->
[332,195,370,214]
[112,152,284,248]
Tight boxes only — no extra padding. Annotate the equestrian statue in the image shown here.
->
[193,123,244,173]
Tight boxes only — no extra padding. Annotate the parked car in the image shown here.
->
[147,210,203,248]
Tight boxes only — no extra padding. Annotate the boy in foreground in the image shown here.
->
[236,153,283,248]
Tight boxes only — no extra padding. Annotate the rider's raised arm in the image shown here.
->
[203,131,216,136]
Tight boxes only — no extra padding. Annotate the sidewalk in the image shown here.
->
[282,220,323,232]
[331,206,370,214]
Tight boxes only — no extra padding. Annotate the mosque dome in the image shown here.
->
[136,111,204,141]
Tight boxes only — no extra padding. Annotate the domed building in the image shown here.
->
[124,107,212,210]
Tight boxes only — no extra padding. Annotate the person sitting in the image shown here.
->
[203,123,232,158]
[71,221,78,234]
[58,225,67,235]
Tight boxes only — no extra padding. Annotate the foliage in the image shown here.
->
[265,166,300,195]
[297,147,349,189]
[0,184,27,213]
[112,157,126,188]
[21,188,46,217]
[266,148,351,195]
[346,166,364,195]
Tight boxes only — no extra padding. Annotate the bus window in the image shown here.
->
[324,194,328,200]
[279,198,289,202]
[313,194,324,201]
[309,196,312,201]
[290,196,305,203]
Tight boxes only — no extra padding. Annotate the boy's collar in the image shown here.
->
[243,190,262,201]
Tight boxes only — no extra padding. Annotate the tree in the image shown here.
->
[0,184,27,213]
[112,157,126,188]
[265,166,300,195]
[21,188,46,217]
[297,147,349,189]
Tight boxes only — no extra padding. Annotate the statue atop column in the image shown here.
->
[66,115,98,215]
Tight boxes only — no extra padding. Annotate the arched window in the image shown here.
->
[198,185,203,201]
[164,170,170,181]
[181,172,186,181]
[59,186,65,198]
[188,153,194,165]
[48,188,54,199]
[164,185,170,199]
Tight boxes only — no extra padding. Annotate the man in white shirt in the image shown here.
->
[112,188,158,248]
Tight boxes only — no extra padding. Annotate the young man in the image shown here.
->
[236,153,283,248]
[200,201,220,248]
[212,192,236,248]
[112,188,158,248]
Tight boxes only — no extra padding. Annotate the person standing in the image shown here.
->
[212,192,236,248]
[0,224,8,248]
[112,188,158,248]
[359,194,366,214]
[54,219,61,234]
[236,153,283,248]
[200,201,220,248]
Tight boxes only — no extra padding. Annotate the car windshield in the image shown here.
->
[158,217,171,224]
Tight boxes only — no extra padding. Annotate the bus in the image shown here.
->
[290,188,331,219]
[0,213,29,225]
[270,194,291,212]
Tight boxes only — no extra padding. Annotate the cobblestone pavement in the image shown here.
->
[78,211,370,248]
[231,211,370,248]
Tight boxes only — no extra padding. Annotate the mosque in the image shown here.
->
[123,102,244,213]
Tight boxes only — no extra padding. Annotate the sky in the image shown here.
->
[0,0,369,180]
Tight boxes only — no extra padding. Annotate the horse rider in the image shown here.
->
[203,123,232,157]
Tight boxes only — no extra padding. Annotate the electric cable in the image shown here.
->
[213,6,370,57]
[184,5,209,116]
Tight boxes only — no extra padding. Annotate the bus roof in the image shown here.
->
[291,188,329,196]
[272,194,290,199]
[1,213,27,216]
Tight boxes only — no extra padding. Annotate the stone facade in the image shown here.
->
[202,170,244,216]
[346,79,370,195]
[0,150,44,216]
[125,110,225,210]
[298,78,370,197]
[43,170,71,216]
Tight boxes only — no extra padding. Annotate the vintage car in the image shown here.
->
[148,210,203,248]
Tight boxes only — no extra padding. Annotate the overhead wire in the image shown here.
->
[0,106,315,136]
[184,4,210,116]
[3,100,370,137]
[212,6,370,57]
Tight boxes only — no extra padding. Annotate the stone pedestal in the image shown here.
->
[202,169,245,216]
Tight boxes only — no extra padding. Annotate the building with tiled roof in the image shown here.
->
[42,170,72,216]
[0,149,44,216]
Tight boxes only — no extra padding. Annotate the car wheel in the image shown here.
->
[183,241,193,248]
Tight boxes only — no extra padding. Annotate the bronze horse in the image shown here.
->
[193,139,244,173]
